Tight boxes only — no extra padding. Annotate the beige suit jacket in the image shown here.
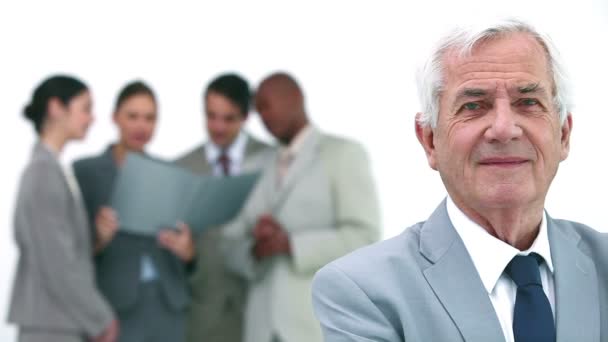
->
[221,127,381,342]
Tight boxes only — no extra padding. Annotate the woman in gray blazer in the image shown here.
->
[73,81,196,342]
[8,75,118,342]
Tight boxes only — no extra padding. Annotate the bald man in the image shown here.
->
[219,73,381,342]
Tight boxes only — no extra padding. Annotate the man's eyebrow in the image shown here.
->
[460,88,487,97]
[452,88,488,103]
[452,88,488,106]
[517,82,545,94]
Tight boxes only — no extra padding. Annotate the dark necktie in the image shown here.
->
[505,253,555,342]
[217,152,230,176]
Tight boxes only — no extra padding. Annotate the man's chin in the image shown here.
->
[478,187,535,209]
[74,132,88,141]
[125,142,146,152]
[213,136,239,149]
[209,136,224,145]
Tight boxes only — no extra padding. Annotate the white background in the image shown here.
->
[1,0,607,339]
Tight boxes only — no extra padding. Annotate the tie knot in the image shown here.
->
[218,152,230,163]
[217,152,231,176]
[279,150,293,163]
[505,253,543,287]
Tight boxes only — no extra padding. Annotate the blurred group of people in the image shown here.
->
[8,71,380,342]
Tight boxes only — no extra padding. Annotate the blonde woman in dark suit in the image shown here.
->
[8,75,118,342]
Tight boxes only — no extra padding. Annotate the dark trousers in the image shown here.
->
[118,281,185,342]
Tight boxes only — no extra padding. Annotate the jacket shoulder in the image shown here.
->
[73,153,105,172]
[22,151,64,185]
[318,134,370,179]
[553,218,606,239]
[554,219,608,254]
[174,144,204,164]
[246,135,272,150]
[17,157,68,208]
[320,133,364,151]
[318,134,368,164]
[323,223,424,279]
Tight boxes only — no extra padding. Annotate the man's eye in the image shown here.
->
[463,102,481,110]
[520,98,539,106]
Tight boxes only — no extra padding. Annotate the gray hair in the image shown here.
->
[416,18,573,128]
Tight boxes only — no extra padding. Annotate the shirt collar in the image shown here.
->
[279,124,312,158]
[446,196,554,294]
[205,131,248,164]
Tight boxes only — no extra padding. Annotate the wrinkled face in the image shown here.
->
[62,90,94,140]
[417,33,572,213]
[113,94,157,151]
[255,87,295,142]
[205,91,245,148]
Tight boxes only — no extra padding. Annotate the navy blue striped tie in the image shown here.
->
[505,253,555,342]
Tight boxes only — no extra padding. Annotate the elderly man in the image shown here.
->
[312,19,608,342]
[220,72,380,342]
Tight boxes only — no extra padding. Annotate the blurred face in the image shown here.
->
[416,33,572,214]
[255,86,297,143]
[205,91,245,148]
[113,94,157,151]
[51,90,94,140]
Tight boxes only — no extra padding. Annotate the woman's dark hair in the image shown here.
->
[205,73,251,117]
[23,75,88,134]
[114,80,156,112]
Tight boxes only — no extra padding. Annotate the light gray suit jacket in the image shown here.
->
[221,127,381,342]
[7,143,114,338]
[312,200,608,342]
[175,134,273,342]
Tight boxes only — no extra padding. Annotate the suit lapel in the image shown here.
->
[421,201,505,342]
[241,135,266,172]
[76,147,116,243]
[244,134,263,156]
[548,216,600,342]
[177,143,212,175]
[35,142,92,247]
[97,146,119,205]
[35,142,79,208]
[196,144,213,174]
[271,128,321,212]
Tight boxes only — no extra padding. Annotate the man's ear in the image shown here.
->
[560,113,573,161]
[415,113,438,170]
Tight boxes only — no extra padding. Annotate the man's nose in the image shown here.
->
[214,121,228,131]
[484,100,523,143]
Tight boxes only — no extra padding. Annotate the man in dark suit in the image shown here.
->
[312,19,608,342]
[175,73,273,342]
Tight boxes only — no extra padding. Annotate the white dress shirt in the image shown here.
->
[205,131,249,177]
[446,196,555,342]
[276,124,312,186]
